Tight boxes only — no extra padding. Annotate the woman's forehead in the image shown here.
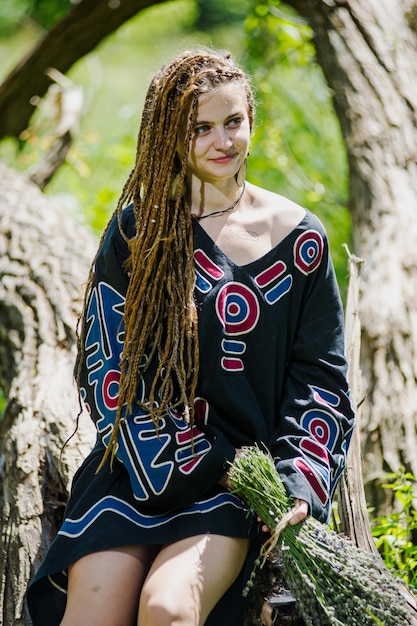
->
[197,83,248,115]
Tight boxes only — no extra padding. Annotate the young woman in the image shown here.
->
[27,48,354,626]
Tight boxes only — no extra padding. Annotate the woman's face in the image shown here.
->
[185,82,251,184]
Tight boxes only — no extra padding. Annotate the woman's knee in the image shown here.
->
[138,586,198,626]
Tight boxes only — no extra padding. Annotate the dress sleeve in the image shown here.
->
[269,231,355,523]
[78,209,236,511]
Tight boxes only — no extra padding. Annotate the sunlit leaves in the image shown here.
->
[244,1,350,291]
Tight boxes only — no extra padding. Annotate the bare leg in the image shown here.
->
[60,544,157,626]
[138,534,249,626]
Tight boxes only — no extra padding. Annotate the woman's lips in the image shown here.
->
[210,154,236,164]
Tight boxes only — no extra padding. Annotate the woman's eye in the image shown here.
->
[226,117,242,128]
[195,125,210,135]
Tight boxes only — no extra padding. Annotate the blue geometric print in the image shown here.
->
[58,493,246,539]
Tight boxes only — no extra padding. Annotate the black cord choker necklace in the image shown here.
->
[196,183,246,220]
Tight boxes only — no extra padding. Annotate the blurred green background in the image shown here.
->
[0,0,350,291]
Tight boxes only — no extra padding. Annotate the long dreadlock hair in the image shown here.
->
[77,48,254,468]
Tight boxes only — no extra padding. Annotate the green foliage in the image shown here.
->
[243,1,350,292]
[1,0,251,233]
[371,470,417,591]
[1,0,201,231]
[0,0,30,34]
[0,0,70,34]
[194,0,252,30]
[0,0,351,288]
[30,0,71,28]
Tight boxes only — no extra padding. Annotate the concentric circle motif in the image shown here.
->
[215,282,260,335]
[294,230,323,275]
[102,369,120,410]
[301,409,339,451]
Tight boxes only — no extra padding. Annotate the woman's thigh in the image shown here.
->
[60,544,158,626]
[138,534,250,626]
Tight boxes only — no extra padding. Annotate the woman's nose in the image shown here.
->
[213,127,233,150]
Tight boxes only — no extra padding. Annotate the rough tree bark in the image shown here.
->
[284,0,417,514]
[0,0,165,141]
[0,163,96,624]
[336,248,417,619]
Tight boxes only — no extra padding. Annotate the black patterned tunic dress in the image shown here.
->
[27,205,354,625]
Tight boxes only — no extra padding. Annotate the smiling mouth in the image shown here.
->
[211,154,236,163]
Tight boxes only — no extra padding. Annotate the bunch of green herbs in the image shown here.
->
[229,446,413,626]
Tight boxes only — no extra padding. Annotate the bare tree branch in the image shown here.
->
[28,69,84,189]
[0,0,165,141]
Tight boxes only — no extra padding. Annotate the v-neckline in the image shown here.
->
[193,212,308,269]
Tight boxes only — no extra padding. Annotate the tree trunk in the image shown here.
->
[0,0,165,141]
[0,163,96,624]
[284,0,417,515]
[336,248,417,618]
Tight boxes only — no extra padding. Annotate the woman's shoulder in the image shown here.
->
[248,183,302,221]
[246,183,328,249]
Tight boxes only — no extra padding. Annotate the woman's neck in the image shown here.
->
[190,179,245,220]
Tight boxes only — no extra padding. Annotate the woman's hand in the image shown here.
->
[218,471,233,490]
[258,498,309,533]
[288,498,309,525]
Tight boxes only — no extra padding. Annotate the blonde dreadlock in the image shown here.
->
[77,49,255,468]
